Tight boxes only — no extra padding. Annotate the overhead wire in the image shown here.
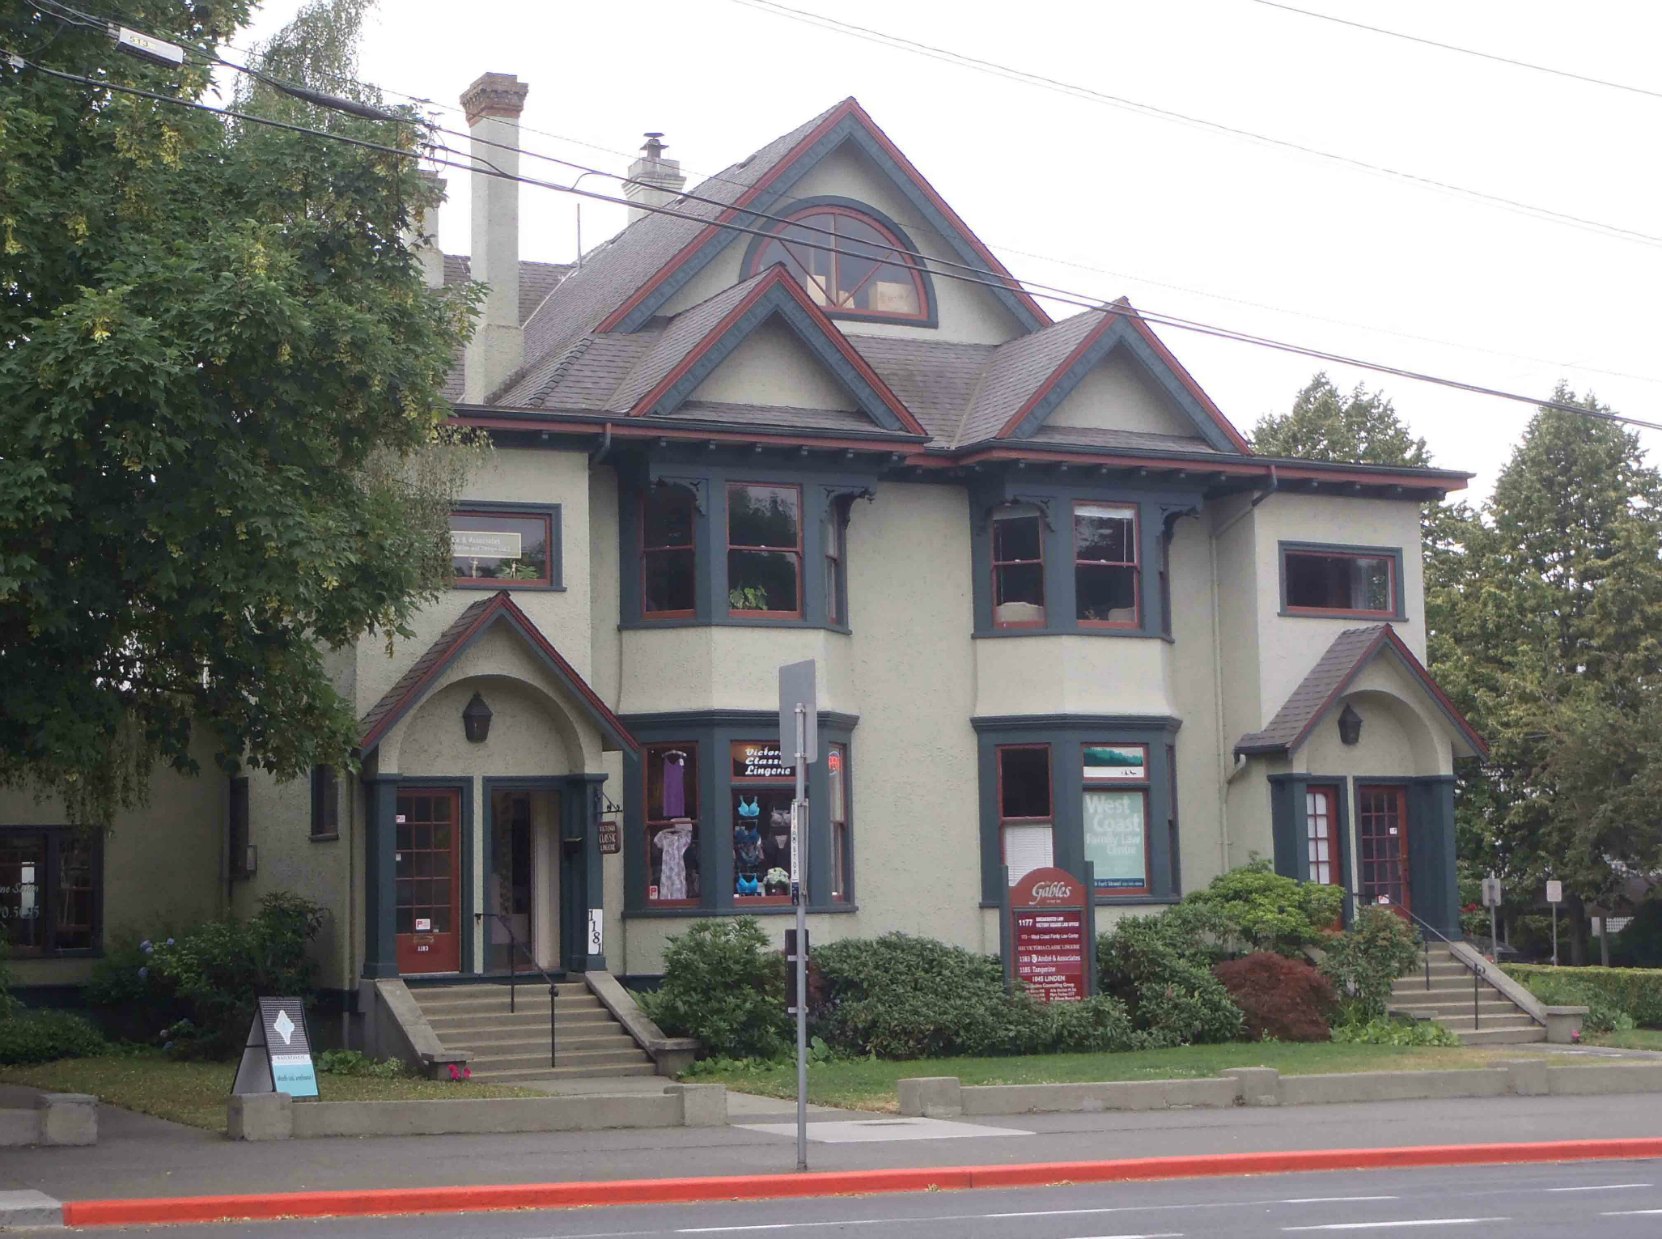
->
[6,45,1661,438]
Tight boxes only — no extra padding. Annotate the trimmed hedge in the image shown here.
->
[0,1010,108,1065]
[1503,964,1662,1030]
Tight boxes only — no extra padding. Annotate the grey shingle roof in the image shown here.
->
[494,332,656,410]
[359,595,496,749]
[666,402,884,434]
[605,273,773,413]
[850,335,996,445]
[1235,626,1389,754]
[1028,425,1209,452]
[955,311,1105,446]
[442,254,573,325]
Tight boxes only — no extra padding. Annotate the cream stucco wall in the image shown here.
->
[973,637,1173,718]
[660,143,1026,346]
[1045,352,1205,442]
[688,318,857,410]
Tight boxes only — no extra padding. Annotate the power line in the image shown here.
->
[34,0,1662,391]
[729,0,1662,250]
[9,47,1662,439]
[1247,0,1662,102]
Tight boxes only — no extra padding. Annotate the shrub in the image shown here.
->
[0,1010,108,1065]
[638,918,792,1060]
[317,1049,407,1078]
[0,938,15,1020]
[1186,860,1344,956]
[1098,908,1243,1046]
[1319,907,1422,1018]
[1214,952,1338,1041]
[1331,1015,1460,1046]
[1502,965,1651,1034]
[86,933,184,1043]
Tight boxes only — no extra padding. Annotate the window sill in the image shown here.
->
[1279,607,1407,621]
[622,618,852,635]
[309,832,340,843]
[625,903,857,919]
[974,627,1165,641]
[455,581,565,593]
[979,895,1180,909]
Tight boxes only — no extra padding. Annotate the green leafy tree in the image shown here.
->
[0,1,480,822]
[1251,373,1431,468]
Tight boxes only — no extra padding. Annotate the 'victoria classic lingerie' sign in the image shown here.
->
[1008,866,1090,1004]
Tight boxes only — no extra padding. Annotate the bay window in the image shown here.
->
[645,744,699,906]
[643,484,697,618]
[1082,743,1150,895]
[998,745,1054,882]
[992,507,1046,628]
[1074,503,1138,627]
[727,484,802,618]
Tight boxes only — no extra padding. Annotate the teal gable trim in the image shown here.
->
[1003,317,1237,453]
[613,113,1045,335]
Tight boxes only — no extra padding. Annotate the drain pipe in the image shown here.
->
[588,421,613,464]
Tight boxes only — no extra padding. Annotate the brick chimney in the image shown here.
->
[460,72,528,403]
[624,132,686,224]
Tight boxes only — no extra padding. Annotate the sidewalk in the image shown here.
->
[6,1082,1662,1206]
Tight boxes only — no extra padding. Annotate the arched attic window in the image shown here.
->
[745,204,929,322]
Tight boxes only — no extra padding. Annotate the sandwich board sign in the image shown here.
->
[231,997,319,1099]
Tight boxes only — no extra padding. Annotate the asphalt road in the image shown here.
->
[69,1158,1662,1239]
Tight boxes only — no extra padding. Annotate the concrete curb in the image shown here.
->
[59,1137,1662,1227]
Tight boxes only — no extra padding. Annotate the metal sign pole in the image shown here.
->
[792,701,808,1173]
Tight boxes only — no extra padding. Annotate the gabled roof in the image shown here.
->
[358,592,636,757]
[957,303,1250,452]
[1235,624,1486,759]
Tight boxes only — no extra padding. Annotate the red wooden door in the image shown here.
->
[396,789,461,973]
[1356,784,1410,915]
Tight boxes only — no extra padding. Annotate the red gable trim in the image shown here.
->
[358,592,637,757]
[1282,626,1487,759]
[992,306,1251,454]
[624,266,928,437]
[599,98,1049,335]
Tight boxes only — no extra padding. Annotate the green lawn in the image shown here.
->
[1591,1029,1662,1052]
[694,1042,1543,1112]
[0,1052,539,1132]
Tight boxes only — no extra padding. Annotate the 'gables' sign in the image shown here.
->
[1008,866,1090,1004]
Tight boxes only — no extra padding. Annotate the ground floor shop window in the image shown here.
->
[1082,744,1150,895]
[828,743,850,902]
[0,827,99,956]
[998,744,1054,882]
[645,744,699,906]
[731,740,794,903]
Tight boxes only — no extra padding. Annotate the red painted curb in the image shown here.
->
[62,1138,1662,1228]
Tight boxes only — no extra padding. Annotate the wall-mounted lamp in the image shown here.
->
[1338,702,1363,747]
[462,692,493,744]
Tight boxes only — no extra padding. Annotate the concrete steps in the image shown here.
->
[1387,947,1545,1046]
[409,980,658,1081]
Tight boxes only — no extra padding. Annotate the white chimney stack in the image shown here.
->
[624,132,686,224]
[460,72,528,404]
[413,169,445,290]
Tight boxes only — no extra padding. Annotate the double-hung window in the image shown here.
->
[643,484,698,618]
[992,507,1046,628]
[727,484,802,618]
[0,828,99,956]
[997,745,1054,882]
[1074,504,1139,627]
[1081,744,1151,896]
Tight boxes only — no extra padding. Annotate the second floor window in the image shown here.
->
[727,484,802,618]
[643,484,697,618]
[1282,544,1401,617]
[1075,503,1138,627]
[992,506,1046,628]
[450,509,555,587]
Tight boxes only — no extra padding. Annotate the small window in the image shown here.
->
[747,206,926,321]
[731,740,794,903]
[643,484,697,617]
[450,510,554,586]
[0,828,98,956]
[828,743,850,903]
[1083,742,1150,896]
[727,484,801,617]
[992,507,1046,628]
[229,777,251,881]
[1284,547,1397,616]
[646,745,699,905]
[310,765,339,840]
[1075,503,1138,627]
[998,745,1052,883]
[1306,785,1342,886]
[824,502,846,627]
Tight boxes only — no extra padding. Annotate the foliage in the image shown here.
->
[637,918,792,1061]
[1097,908,1244,1046]
[1186,860,1344,956]
[0,938,15,1020]
[86,892,324,1057]
[1251,373,1432,469]
[1318,907,1422,1019]
[1330,1016,1461,1047]
[1608,901,1662,969]
[1504,964,1662,1032]
[0,0,483,823]
[1213,952,1338,1041]
[0,1010,108,1065]
[1427,389,1662,963]
[317,1049,407,1078]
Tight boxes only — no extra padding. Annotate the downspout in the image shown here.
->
[588,421,613,464]
[1210,465,1281,874]
[344,765,358,1050]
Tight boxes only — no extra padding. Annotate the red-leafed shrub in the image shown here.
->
[1213,951,1338,1042]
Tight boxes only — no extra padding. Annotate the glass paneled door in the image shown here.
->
[1357,784,1410,915]
[395,789,461,973]
[1305,785,1342,887]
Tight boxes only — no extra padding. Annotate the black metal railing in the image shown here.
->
[473,911,557,1067]
[1401,906,1486,1031]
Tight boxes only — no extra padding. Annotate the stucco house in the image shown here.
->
[3,74,1484,1051]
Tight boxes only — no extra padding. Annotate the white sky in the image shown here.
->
[234,0,1662,499]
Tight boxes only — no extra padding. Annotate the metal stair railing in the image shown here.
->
[1400,906,1486,1031]
[473,911,558,1068]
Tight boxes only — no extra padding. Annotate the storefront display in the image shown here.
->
[732,741,794,903]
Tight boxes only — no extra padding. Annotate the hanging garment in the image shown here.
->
[737,795,761,819]
[654,820,694,900]
[734,822,764,869]
[661,753,688,818]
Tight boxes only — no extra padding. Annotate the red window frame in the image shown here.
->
[1356,784,1410,914]
[450,509,554,588]
[746,205,929,323]
[828,742,850,904]
[991,507,1047,630]
[997,744,1054,879]
[1305,784,1343,887]
[645,743,699,908]
[641,484,697,620]
[730,740,794,907]
[726,482,803,620]
[1074,502,1140,629]
[1283,549,1398,618]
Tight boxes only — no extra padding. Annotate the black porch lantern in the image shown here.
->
[462,692,493,744]
[1337,701,1362,747]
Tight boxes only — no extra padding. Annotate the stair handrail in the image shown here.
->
[1397,904,1486,1032]
[473,910,557,1068]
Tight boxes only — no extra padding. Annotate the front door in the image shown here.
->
[396,789,462,973]
[1356,784,1410,915]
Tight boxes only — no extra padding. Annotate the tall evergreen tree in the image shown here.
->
[1252,373,1432,468]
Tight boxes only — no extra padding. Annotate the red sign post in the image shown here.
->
[1008,867,1090,1004]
